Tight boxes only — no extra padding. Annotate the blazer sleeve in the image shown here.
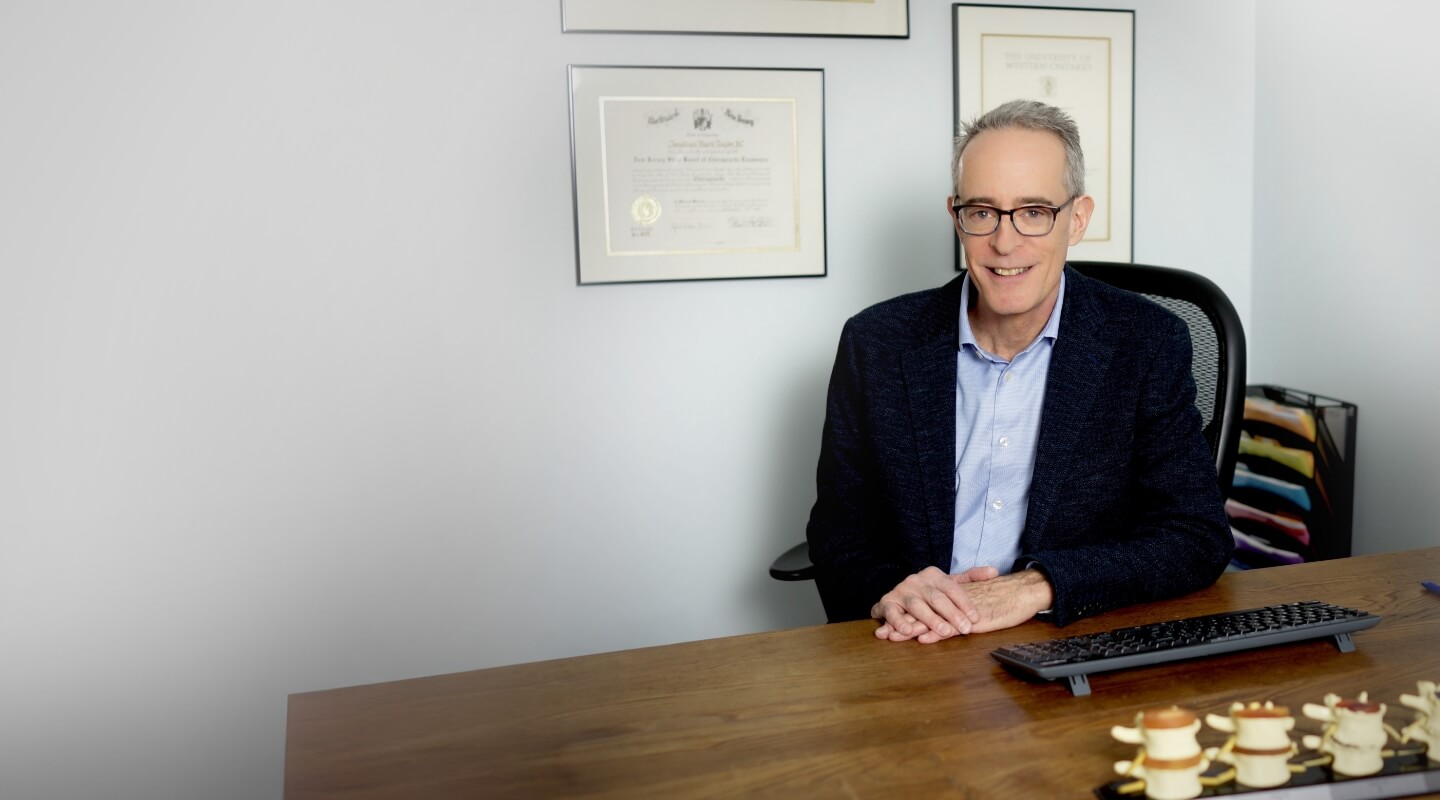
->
[804,318,911,623]
[1021,312,1234,626]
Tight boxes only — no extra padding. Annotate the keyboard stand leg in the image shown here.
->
[1333,632,1356,653]
[1066,673,1091,697]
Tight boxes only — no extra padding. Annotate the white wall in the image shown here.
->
[1251,0,1440,555]
[0,2,1254,798]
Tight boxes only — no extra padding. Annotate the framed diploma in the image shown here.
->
[568,66,827,285]
[953,4,1134,266]
[562,0,908,38]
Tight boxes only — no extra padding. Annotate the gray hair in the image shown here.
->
[952,99,1085,197]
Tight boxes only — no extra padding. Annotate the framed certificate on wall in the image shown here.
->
[562,0,908,38]
[953,4,1134,265]
[569,66,827,285]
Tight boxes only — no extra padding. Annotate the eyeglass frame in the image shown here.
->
[949,195,1079,237]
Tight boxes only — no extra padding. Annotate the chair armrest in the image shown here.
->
[769,541,816,581]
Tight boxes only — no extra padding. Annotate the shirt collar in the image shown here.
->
[957,268,1067,357]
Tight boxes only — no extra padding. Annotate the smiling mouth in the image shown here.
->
[989,266,1030,277]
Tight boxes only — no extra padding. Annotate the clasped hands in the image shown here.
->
[871,565,1054,643]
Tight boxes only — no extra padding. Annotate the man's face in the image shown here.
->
[950,127,1092,328]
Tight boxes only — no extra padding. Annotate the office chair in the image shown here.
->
[769,261,1248,581]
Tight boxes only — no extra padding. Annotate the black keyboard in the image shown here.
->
[992,601,1381,696]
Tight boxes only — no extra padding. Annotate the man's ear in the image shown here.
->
[945,194,959,223]
[1066,194,1096,246]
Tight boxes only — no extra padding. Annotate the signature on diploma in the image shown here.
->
[728,216,773,229]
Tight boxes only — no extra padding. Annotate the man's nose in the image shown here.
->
[989,216,1022,254]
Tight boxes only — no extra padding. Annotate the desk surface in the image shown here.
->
[285,548,1440,798]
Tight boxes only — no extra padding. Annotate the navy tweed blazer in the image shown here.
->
[805,266,1233,626]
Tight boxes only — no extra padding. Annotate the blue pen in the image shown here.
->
[1424,581,1440,596]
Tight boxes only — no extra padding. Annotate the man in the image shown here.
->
[805,99,1232,644]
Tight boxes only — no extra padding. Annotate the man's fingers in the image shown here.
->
[888,626,918,642]
[955,565,1000,583]
[876,567,1050,642]
[875,594,945,638]
[919,588,971,636]
[875,615,925,641]
[874,614,916,638]
[940,581,981,625]
[902,592,960,638]
[874,567,995,643]
[875,600,923,637]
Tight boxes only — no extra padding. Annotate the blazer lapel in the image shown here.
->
[901,276,965,567]
[1022,269,1113,550]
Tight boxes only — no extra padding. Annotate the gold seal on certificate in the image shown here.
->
[630,195,661,225]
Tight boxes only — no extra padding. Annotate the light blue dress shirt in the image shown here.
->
[951,272,1065,575]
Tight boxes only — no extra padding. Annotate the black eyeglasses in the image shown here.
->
[951,196,1077,237]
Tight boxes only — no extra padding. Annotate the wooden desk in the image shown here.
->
[285,548,1440,798]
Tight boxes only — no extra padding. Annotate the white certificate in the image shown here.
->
[562,0,908,38]
[980,35,1113,243]
[599,97,800,256]
[570,66,826,284]
[954,5,1133,263]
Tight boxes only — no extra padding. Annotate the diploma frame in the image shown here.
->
[561,0,908,38]
[952,4,1134,268]
[568,66,827,285]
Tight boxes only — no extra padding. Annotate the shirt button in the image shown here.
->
[1005,372,1015,383]
[992,499,1004,511]
[999,436,1009,447]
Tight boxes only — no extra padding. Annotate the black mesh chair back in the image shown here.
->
[1068,261,1246,489]
[770,262,1247,581]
